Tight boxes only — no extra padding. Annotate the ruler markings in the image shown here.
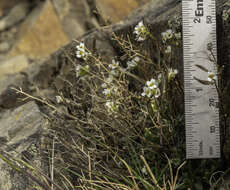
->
[183,0,220,159]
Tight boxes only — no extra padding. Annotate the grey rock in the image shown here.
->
[0,42,10,52]
[52,0,92,39]
[0,0,21,17]
[0,1,30,31]
[0,72,27,109]
[0,101,45,190]
[0,101,44,151]
[0,55,29,79]
[51,0,70,20]
[0,55,59,110]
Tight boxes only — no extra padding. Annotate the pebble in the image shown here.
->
[0,42,10,52]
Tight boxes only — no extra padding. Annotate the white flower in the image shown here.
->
[161,32,168,43]
[56,96,63,103]
[109,59,120,77]
[105,101,113,109]
[76,64,82,71]
[105,101,119,112]
[161,29,173,42]
[141,166,148,175]
[174,32,181,40]
[165,29,173,39]
[207,71,217,82]
[133,21,148,41]
[106,75,114,83]
[127,61,135,70]
[101,83,107,88]
[75,65,89,77]
[142,79,161,99]
[127,56,140,70]
[168,68,178,81]
[142,86,161,99]
[158,73,162,81]
[109,59,119,69]
[103,88,112,97]
[111,69,120,77]
[133,56,140,62]
[76,42,90,60]
[102,86,119,97]
[165,45,171,54]
[101,75,113,88]
[141,86,152,97]
[154,88,161,98]
[146,79,158,89]
[76,42,85,50]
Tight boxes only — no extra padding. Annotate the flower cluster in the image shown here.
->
[75,64,90,77]
[165,45,172,54]
[161,17,182,55]
[141,78,160,98]
[56,95,63,104]
[161,29,173,43]
[168,16,182,30]
[109,59,120,77]
[126,56,140,70]
[102,75,119,112]
[133,21,148,41]
[141,166,148,175]
[102,77,119,98]
[168,68,178,81]
[161,28,181,53]
[105,101,119,112]
[174,32,181,40]
[76,42,90,60]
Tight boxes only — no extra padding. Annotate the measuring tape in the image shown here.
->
[182,0,220,159]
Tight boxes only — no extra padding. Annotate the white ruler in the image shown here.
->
[182,0,220,159]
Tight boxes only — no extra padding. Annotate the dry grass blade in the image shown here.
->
[140,155,164,190]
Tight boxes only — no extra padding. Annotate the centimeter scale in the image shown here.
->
[182,0,220,159]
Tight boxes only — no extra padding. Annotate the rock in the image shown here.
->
[0,0,21,17]
[139,0,152,3]
[0,1,30,31]
[95,0,150,23]
[0,54,61,110]
[0,55,29,79]
[0,73,27,110]
[0,56,55,110]
[0,101,44,152]
[9,0,69,59]
[0,101,45,190]
[0,27,18,52]
[0,27,17,40]
[0,42,10,52]
[51,0,89,40]
[51,0,70,20]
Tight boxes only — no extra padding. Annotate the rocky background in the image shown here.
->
[0,0,230,189]
[0,0,151,69]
